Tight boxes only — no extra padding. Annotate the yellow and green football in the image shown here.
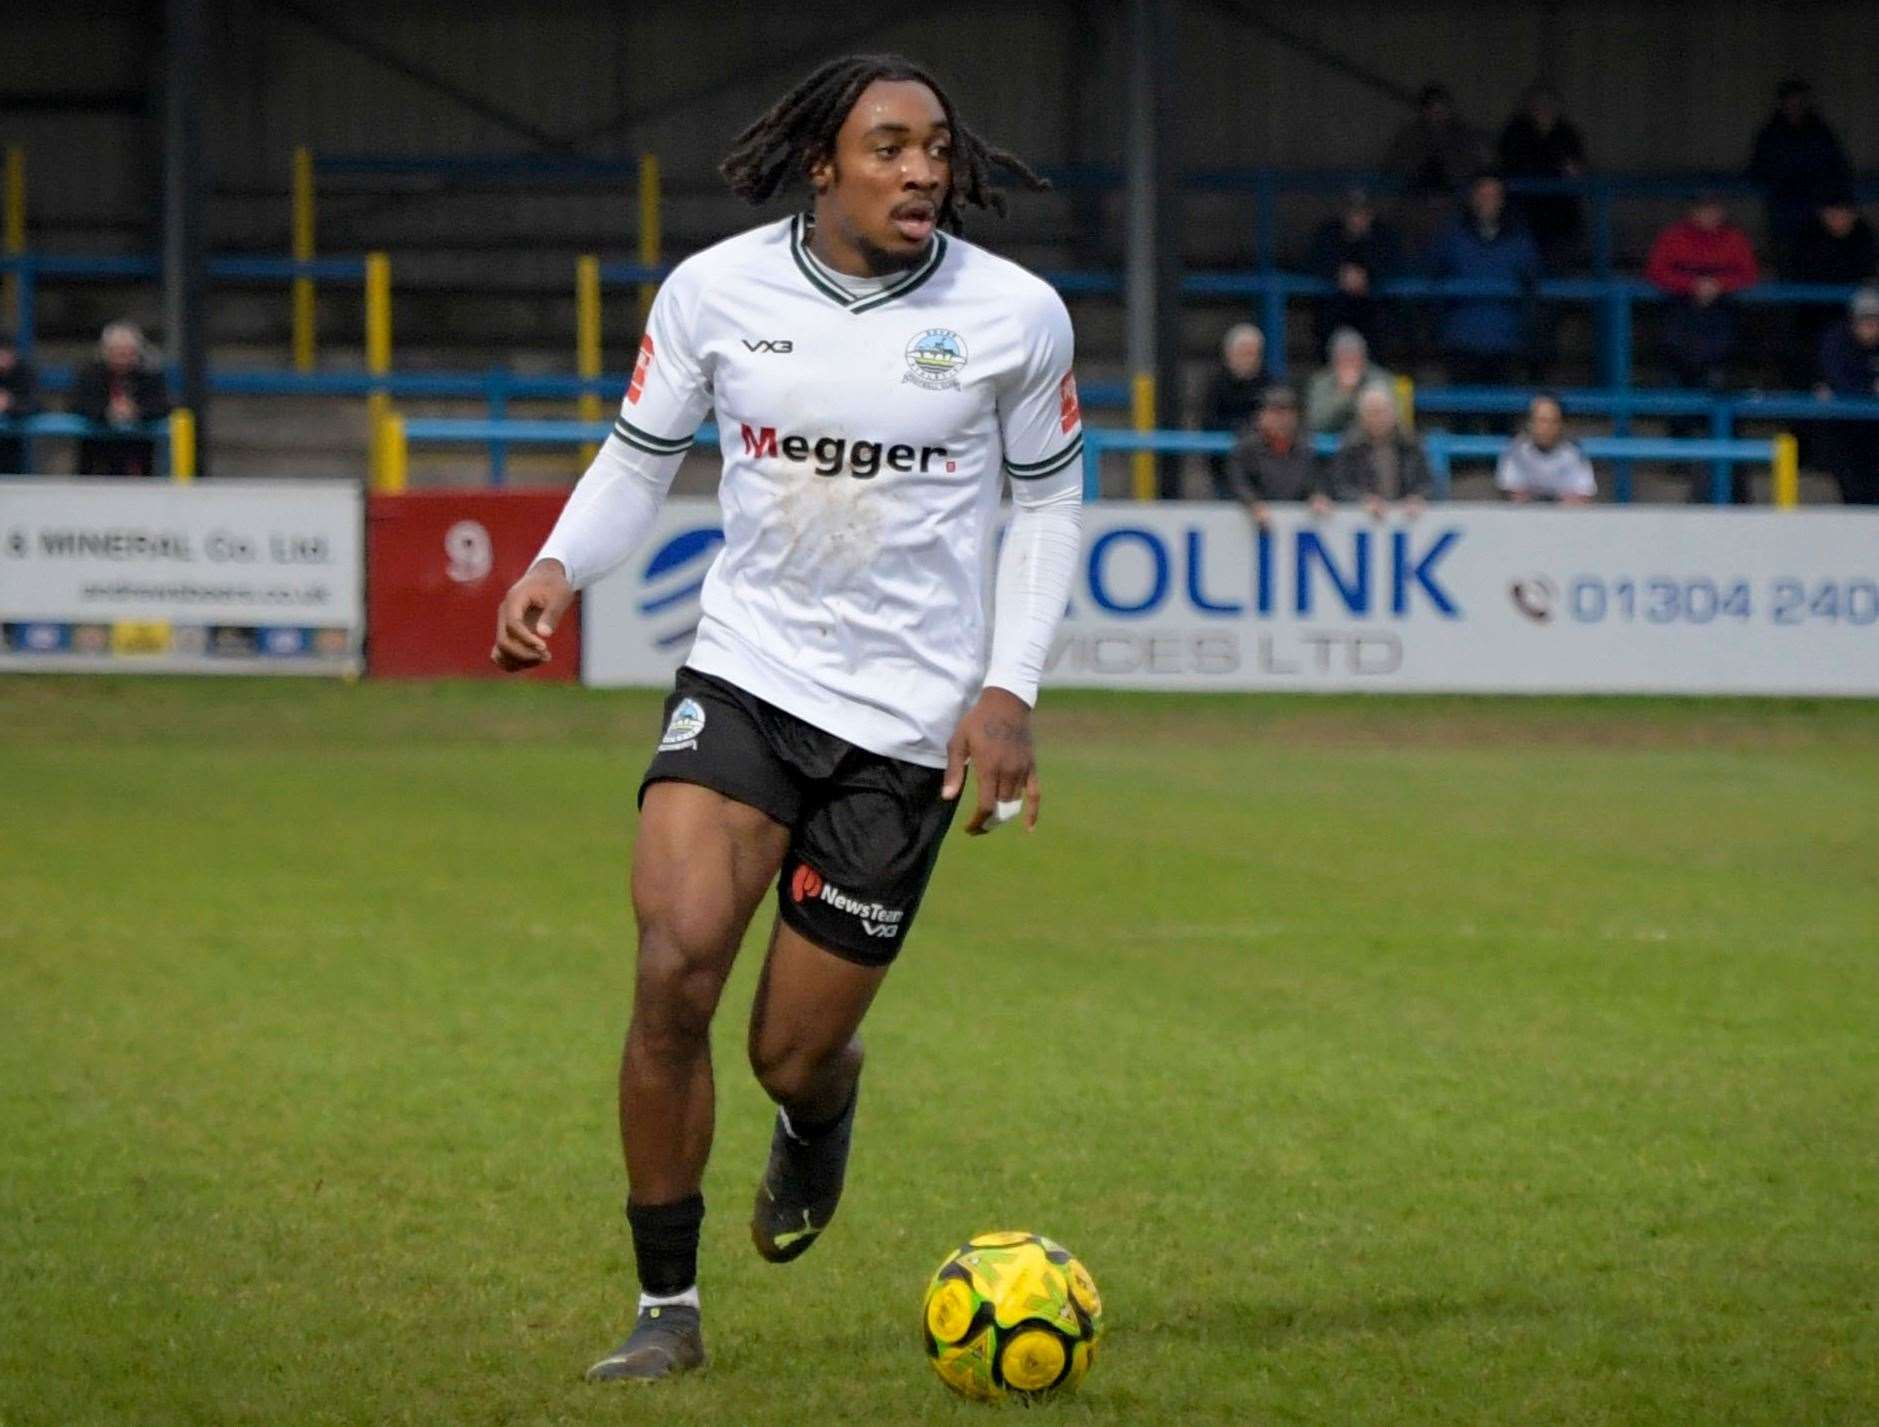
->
[920,1231,1104,1402]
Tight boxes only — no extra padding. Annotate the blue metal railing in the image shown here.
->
[0,413,182,476]
[0,253,369,358]
[388,416,1777,507]
[8,248,1865,393]
[1074,428,1774,505]
[304,156,1879,280]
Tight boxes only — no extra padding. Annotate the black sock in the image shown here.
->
[626,1193,704,1297]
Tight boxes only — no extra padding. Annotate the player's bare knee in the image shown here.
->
[631,924,732,1049]
[749,1033,860,1107]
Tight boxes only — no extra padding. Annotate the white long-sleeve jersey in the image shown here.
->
[537,215,1085,768]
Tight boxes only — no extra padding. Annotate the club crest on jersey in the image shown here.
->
[903,328,968,390]
[659,697,706,752]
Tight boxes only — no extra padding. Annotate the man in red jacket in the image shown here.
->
[1645,192,1761,397]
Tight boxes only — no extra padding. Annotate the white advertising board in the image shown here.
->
[583,499,1879,696]
[0,479,364,674]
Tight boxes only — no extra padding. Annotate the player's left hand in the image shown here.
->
[942,686,1041,835]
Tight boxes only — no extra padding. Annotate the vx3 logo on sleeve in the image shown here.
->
[741,338,794,353]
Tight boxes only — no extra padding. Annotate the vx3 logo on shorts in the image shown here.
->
[741,338,794,353]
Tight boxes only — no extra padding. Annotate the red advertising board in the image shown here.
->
[366,491,579,679]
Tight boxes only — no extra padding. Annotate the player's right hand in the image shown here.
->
[491,559,574,671]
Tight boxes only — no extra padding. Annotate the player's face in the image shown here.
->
[815,79,952,270]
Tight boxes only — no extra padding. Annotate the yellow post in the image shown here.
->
[291,146,316,372]
[1394,372,1416,431]
[376,409,407,494]
[1772,432,1799,509]
[637,152,661,331]
[577,253,603,464]
[364,251,391,374]
[364,251,391,487]
[2,144,24,330]
[169,408,196,483]
[1130,372,1156,501]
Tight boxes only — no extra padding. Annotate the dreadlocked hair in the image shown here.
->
[719,53,1048,233]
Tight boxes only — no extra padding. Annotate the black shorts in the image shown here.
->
[638,667,958,966]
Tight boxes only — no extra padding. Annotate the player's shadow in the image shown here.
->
[1141,1288,1550,1345]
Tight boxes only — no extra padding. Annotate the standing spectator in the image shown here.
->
[1385,83,1491,200]
[0,328,40,475]
[1814,286,1879,505]
[1198,323,1267,498]
[1327,383,1434,518]
[1384,83,1491,256]
[1305,327,1394,437]
[1495,393,1595,504]
[1431,173,1544,394]
[71,322,170,477]
[1225,385,1320,525]
[1497,83,1589,269]
[1748,78,1854,276]
[1786,188,1879,385]
[1307,187,1401,356]
[1645,193,1760,393]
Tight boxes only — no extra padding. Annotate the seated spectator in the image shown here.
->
[1495,393,1595,504]
[1432,173,1543,395]
[1814,286,1879,505]
[0,328,40,475]
[1644,192,1759,392]
[1307,187,1401,356]
[1225,385,1320,527]
[72,322,170,477]
[1305,327,1393,437]
[1497,83,1588,269]
[1748,78,1853,276]
[1199,323,1267,498]
[1787,189,1878,385]
[1793,190,1878,285]
[1327,383,1433,518]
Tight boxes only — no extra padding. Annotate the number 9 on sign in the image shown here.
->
[445,520,493,584]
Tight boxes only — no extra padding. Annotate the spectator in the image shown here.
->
[1645,192,1760,392]
[1496,83,1589,269]
[1748,78,1854,276]
[1792,190,1879,285]
[1431,173,1543,393]
[1495,393,1595,504]
[1787,189,1878,385]
[1814,286,1879,505]
[1385,83,1490,200]
[1385,83,1491,254]
[1225,385,1320,526]
[1305,327,1394,437]
[1307,187,1401,356]
[71,322,170,477]
[1327,383,1433,518]
[1198,323,1267,497]
[0,328,40,475]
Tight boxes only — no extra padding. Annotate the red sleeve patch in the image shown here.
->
[626,334,655,405]
[1058,372,1081,433]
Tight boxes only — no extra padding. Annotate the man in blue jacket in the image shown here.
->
[1432,174,1543,414]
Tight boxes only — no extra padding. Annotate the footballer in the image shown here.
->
[491,53,1085,1382]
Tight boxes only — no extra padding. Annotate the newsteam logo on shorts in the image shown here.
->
[789,863,904,938]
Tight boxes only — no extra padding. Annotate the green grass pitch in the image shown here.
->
[2,677,1875,1426]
